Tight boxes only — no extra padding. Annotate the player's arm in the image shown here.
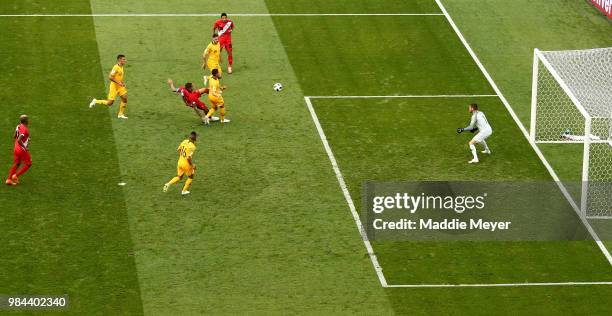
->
[211,86,222,97]
[16,133,27,151]
[167,79,178,92]
[202,47,210,69]
[457,115,477,133]
[108,67,124,87]
[187,152,194,168]
[195,87,209,94]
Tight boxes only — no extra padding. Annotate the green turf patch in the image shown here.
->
[266,0,440,14]
[0,1,143,315]
[313,97,549,182]
[269,14,493,96]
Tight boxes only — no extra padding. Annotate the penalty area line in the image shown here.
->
[0,13,445,17]
[306,94,498,99]
[386,281,612,288]
[304,96,388,287]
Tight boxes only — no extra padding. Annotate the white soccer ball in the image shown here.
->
[273,82,283,92]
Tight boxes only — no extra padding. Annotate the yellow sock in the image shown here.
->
[167,177,181,185]
[118,101,126,116]
[220,107,225,121]
[96,99,109,105]
[182,178,193,192]
[207,107,216,118]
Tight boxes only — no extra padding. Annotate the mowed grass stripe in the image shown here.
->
[90,0,394,313]
[0,0,143,314]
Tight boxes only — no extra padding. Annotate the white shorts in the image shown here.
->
[472,129,492,143]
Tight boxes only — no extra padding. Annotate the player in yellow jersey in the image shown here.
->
[205,68,230,123]
[163,131,198,195]
[203,34,222,77]
[89,54,129,119]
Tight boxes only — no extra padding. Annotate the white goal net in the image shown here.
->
[530,47,612,219]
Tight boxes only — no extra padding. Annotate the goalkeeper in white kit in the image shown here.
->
[457,103,492,163]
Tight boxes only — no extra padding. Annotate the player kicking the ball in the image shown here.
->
[167,79,219,124]
[163,131,198,195]
[457,103,492,164]
[6,115,32,185]
[89,54,129,119]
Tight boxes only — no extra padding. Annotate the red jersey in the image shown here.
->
[213,19,234,40]
[176,87,202,106]
[14,123,29,151]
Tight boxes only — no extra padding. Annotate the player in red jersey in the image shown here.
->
[213,13,235,74]
[167,79,219,124]
[6,115,32,186]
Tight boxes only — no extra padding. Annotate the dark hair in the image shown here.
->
[212,68,219,76]
[470,103,478,111]
[221,13,227,17]
[190,131,197,137]
[117,54,125,60]
[185,82,193,91]
[212,33,219,38]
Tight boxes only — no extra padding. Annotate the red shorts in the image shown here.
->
[14,147,31,165]
[185,91,209,111]
[220,37,232,52]
[191,99,208,111]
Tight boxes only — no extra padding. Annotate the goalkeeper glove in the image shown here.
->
[457,128,464,134]
[470,127,479,133]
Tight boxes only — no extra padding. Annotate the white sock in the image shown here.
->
[469,144,478,160]
[481,140,490,152]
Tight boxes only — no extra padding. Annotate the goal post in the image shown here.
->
[530,47,612,219]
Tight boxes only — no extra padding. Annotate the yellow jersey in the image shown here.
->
[205,42,221,65]
[177,139,196,166]
[110,64,125,86]
[207,76,222,98]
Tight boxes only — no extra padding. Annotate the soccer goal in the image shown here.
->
[530,47,612,219]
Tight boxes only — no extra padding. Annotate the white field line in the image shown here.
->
[387,281,612,288]
[304,96,388,287]
[0,13,444,17]
[435,0,612,266]
[307,94,498,99]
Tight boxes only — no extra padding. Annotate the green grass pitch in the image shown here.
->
[1,0,612,314]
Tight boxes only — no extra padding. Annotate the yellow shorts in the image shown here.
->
[208,63,222,75]
[208,96,224,108]
[177,163,194,177]
[108,83,127,100]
